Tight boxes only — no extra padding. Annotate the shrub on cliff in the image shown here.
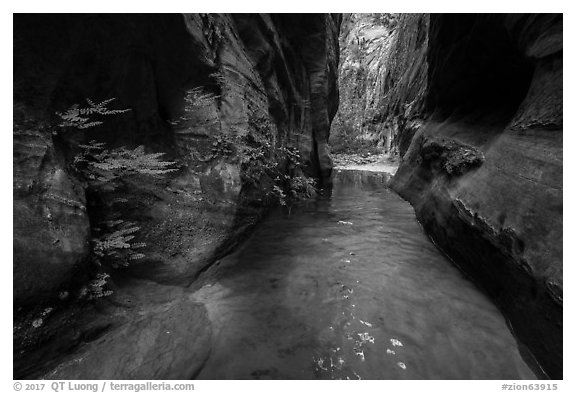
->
[237,135,317,209]
[267,145,317,210]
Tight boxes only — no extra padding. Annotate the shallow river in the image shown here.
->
[193,170,535,379]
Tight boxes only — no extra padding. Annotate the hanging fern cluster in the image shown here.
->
[56,98,179,287]
[236,134,317,209]
[168,87,220,128]
[92,220,146,268]
[74,140,178,267]
[57,98,130,129]
[74,141,178,191]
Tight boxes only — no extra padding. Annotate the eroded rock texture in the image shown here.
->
[383,14,562,378]
[13,120,91,307]
[13,13,340,378]
[332,14,428,153]
[331,14,397,151]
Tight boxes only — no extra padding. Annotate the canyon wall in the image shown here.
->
[330,14,397,151]
[382,14,563,378]
[13,13,340,378]
[331,14,429,154]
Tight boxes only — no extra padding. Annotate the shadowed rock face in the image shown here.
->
[384,14,562,378]
[13,14,340,306]
[13,122,91,307]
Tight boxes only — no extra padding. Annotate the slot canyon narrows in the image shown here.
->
[13,13,562,380]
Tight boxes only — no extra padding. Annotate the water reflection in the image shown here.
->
[192,170,536,379]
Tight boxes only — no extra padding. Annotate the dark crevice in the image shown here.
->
[427,14,534,125]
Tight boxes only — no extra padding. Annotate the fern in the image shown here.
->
[169,87,220,128]
[57,98,130,129]
[74,141,178,192]
[92,220,145,268]
[57,98,179,277]
[237,135,317,209]
[84,273,113,299]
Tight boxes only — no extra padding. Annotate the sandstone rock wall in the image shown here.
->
[13,13,340,307]
[383,13,563,378]
[332,14,428,154]
[13,120,91,307]
[331,14,397,151]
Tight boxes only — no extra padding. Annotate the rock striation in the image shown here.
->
[379,14,562,378]
[13,120,91,307]
[331,14,398,151]
[332,14,429,154]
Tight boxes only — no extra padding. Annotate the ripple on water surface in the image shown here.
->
[192,170,536,379]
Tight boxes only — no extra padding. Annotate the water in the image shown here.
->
[192,170,535,379]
